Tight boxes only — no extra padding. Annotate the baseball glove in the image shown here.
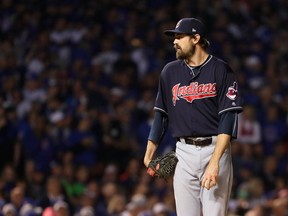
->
[147,151,178,180]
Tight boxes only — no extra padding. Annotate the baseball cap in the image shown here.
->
[164,18,206,37]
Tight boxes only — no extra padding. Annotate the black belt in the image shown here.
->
[177,137,212,146]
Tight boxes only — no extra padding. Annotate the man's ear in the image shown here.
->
[191,34,201,45]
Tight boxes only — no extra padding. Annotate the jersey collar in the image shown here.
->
[185,55,212,79]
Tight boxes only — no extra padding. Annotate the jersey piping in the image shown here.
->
[219,107,243,115]
[154,107,168,115]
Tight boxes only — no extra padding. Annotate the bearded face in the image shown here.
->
[174,36,196,60]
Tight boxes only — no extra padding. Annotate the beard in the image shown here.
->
[175,44,196,60]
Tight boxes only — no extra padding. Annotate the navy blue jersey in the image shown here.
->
[154,55,243,138]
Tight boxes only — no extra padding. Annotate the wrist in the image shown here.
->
[144,157,152,167]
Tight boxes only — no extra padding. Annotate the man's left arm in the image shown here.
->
[201,111,238,190]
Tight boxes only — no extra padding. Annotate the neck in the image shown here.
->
[186,48,209,67]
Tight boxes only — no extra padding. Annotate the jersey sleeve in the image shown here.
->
[148,111,168,144]
[154,73,168,115]
[216,63,243,115]
[218,111,238,138]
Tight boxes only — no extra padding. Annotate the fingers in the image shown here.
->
[201,178,217,190]
[147,167,155,176]
[147,163,160,177]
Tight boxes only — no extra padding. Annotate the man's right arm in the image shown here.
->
[144,111,168,167]
[144,140,158,167]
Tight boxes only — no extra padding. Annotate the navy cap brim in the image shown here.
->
[164,30,186,36]
[164,30,195,36]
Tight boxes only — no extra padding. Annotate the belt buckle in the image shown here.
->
[192,139,197,145]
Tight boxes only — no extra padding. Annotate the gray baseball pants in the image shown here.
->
[173,136,233,216]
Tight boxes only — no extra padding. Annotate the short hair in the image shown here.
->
[198,37,210,51]
[190,35,210,51]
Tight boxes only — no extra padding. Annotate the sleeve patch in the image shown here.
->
[226,82,238,100]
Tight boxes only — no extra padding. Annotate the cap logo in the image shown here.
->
[175,20,182,29]
[192,28,196,32]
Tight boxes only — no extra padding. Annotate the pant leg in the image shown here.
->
[201,144,233,216]
[173,142,202,216]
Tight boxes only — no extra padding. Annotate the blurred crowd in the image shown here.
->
[0,0,288,215]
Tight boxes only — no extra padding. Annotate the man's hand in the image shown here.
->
[201,160,219,190]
